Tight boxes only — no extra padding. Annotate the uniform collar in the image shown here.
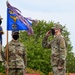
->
[12,39,19,42]
[54,34,61,38]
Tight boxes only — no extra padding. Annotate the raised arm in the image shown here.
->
[42,31,51,48]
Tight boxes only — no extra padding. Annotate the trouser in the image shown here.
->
[0,44,3,62]
[52,66,66,75]
[8,68,24,75]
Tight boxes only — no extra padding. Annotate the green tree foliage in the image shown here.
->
[62,26,75,73]
[0,63,5,73]
[26,67,45,75]
[20,20,53,75]
[19,20,75,74]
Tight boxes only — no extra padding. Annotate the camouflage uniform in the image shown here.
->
[0,26,4,62]
[0,44,3,62]
[0,16,4,62]
[42,24,67,75]
[3,31,27,75]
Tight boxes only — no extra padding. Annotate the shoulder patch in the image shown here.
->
[60,37,66,48]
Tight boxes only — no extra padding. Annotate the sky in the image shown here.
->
[0,0,75,53]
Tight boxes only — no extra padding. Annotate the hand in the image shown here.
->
[45,31,51,37]
[57,66,63,70]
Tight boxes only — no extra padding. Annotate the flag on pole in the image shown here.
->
[7,1,37,35]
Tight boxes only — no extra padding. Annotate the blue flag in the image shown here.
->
[7,2,37,35]
[7,8,32,30]
[7,8,32,31]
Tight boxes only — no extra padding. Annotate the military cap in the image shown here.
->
[12,30,19,35]
[0,15,3,20]
[51,23,62,29]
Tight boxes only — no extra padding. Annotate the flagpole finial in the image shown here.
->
[6,0,9,7]
[6,0,8,4]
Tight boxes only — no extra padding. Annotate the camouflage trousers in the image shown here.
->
[52,66,66,75]
[8,68,25,75]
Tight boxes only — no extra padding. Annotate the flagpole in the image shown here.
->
[6,0,8,75]
[6,31,9,75]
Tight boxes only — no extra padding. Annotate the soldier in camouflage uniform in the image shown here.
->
[4,31,27,75]
[42,23,67,75]
[0,15,4,62]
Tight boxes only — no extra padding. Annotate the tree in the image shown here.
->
[62,26,75,73]
[20,20,75,74]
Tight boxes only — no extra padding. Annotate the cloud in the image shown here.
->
[9,0,75,12]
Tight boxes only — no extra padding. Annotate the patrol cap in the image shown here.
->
[51,23,62,29]
[0,15,3,20]
[12,30,19,35]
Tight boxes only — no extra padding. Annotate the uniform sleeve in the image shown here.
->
[2,43,11,62]
[1,45,7,62]
[58,38,67,67]
[0,44,3,62]
[42,36,51,48]
[23,46,27,68]
[1,45,8,68]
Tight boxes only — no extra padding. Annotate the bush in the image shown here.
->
[26,67,45,75]
[0,67,45,75]
[49,72,70,75]
[0,63,5,73]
